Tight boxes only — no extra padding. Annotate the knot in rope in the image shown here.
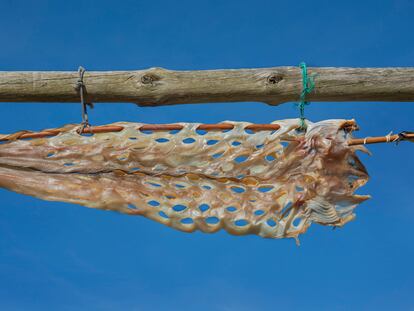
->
[297,62,315,130]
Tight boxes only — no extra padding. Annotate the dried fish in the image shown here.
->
[0,119,369,240]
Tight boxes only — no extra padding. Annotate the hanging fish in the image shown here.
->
[0,119,369,241]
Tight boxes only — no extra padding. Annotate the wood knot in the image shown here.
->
[141,73,160,85]
[267,74,284,84]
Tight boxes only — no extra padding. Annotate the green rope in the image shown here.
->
[297,62,315,130]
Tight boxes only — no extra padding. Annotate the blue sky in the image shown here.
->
[0,0,414,310]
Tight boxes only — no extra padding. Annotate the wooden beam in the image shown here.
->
[1,67,414,106]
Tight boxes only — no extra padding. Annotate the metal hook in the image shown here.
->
[75,66,93,133]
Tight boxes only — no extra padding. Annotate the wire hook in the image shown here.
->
[396,131,414,144]
[75,66,93,133]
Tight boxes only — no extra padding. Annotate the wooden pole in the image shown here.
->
[348,133,414,145]
[1,123,412,146]
[1,67,414,106]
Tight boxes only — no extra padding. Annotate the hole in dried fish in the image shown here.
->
[254,210,265,216]
[258,186,273,193]
[175,184,186,189]
[79,132,94,137]
[212,152,223,159]
[148,200,160,207]
[128,204,138,210]
[265,155,275,161]
[234,155,248,163]
[129,137,137,140]
[169,129,181,134]
[146,182,162,188]
[281,201,293,215]
[231,186,245,193]
[181,218,194,224]
[159,211,169,219]
[293,218,301,227]
[183,137,196,144]
[199,204,210,212]
[207,139,219,145]
[64,162,75,167]
[206,217,219,224]
[235,219,249,226]
[196,129,207,135]
[155,138,170,143]
[173,204,187,212]
[226,206,237,212]
[232,141,241,146]
[140,129,153,135]
[256,144,264,149]
[266,219,277,227]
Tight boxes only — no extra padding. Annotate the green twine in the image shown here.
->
[297,62,315,130]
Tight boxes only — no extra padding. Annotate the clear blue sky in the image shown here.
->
[0,0,413,310]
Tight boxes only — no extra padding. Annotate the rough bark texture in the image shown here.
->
[0,67,414,106]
